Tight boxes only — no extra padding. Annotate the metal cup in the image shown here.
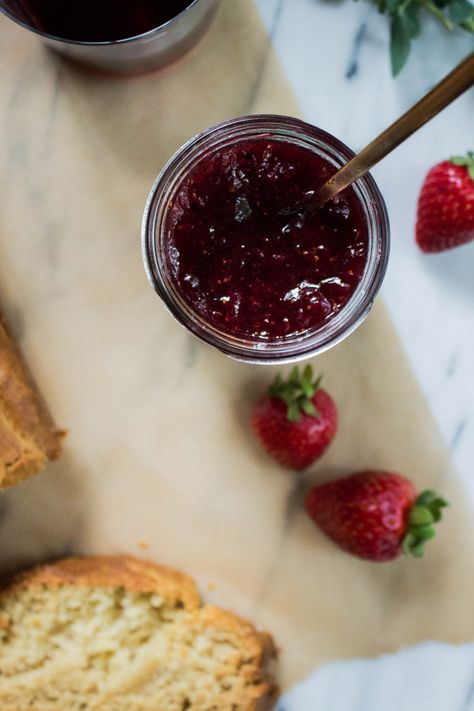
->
[0,0,218,74]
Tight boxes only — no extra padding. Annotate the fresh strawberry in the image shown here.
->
[305,471,447,561]
[251,366,337,470]
[416,152,474,252]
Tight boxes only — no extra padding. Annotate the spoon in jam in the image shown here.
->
[291,51,474,214]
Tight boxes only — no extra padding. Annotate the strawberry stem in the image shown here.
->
[402,490,448,558]
[269,366,323,422]
[450,151,474,181]
[418,0,454,30]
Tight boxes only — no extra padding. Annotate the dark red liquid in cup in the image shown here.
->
[2,0,194,41]
[166,140,369,341]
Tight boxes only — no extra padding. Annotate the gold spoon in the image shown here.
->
[302,51,474,212]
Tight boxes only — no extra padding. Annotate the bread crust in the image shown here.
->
[191,605,279,711]
[3,555,201,611]
[0,313,63,489]
[0,555,278,711]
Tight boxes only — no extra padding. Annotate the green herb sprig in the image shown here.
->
[363,0,474,76]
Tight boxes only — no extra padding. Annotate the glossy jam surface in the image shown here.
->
[5,0,193,41]
[165,140,368,341]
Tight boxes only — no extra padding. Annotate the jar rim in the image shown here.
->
[142,114,390,364]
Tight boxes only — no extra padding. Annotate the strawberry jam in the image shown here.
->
[165,139,368,341]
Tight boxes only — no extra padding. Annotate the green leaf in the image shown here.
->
[415,491,448,521]
[405,2,422,37]
[385,0,401,13]
[390,14,412,76]
[450,151,474,181]
[415,525,436,541]
[362,0,472,76]
[460,16,474,30]
[415,490,438,507]
[402,531,417,555]
[431,506,443,523]
[287,402,301,423]
[448,0,474,23]
[409,505,434,526]
[402,489,447,558]
[431,499,448,521]
[301,379,314,399]
[410,541,426,558]
[313,374,323,392]
[301,400,318,417]
[286,386,304,400]
[280,394,293,407]
[419,0,454,29]
[268,367,324,422]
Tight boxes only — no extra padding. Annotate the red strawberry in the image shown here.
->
[305,471,447,561]
[251,366,337,470]
[416,152,474,252]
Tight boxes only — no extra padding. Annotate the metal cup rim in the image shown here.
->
[0,0,204,47]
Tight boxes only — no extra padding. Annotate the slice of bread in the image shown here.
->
[0,555,278,710]
[0,313,63,489]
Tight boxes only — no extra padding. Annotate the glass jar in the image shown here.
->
[142,115,390,364]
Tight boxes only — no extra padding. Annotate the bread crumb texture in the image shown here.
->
[0,556,278,710]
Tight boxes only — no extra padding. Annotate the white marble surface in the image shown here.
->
[255,0,474,503]
[279,642,474,710]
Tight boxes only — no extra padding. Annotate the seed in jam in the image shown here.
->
[165,139,368,341]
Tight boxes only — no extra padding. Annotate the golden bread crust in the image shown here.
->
[3,555,201,611]
[0,313,63,489]
[0,409,46,486]
[189,605,279,711]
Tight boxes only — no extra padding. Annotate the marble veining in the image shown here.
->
[243,0,285,112]
[344,19,369,79]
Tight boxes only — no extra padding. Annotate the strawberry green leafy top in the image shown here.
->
[450,151,474,181]
[402,490,448,557]
[269,365,322,423]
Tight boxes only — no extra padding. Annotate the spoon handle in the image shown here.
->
[313,51,474,208]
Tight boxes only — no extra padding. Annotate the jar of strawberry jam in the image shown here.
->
[142,115,389,364]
